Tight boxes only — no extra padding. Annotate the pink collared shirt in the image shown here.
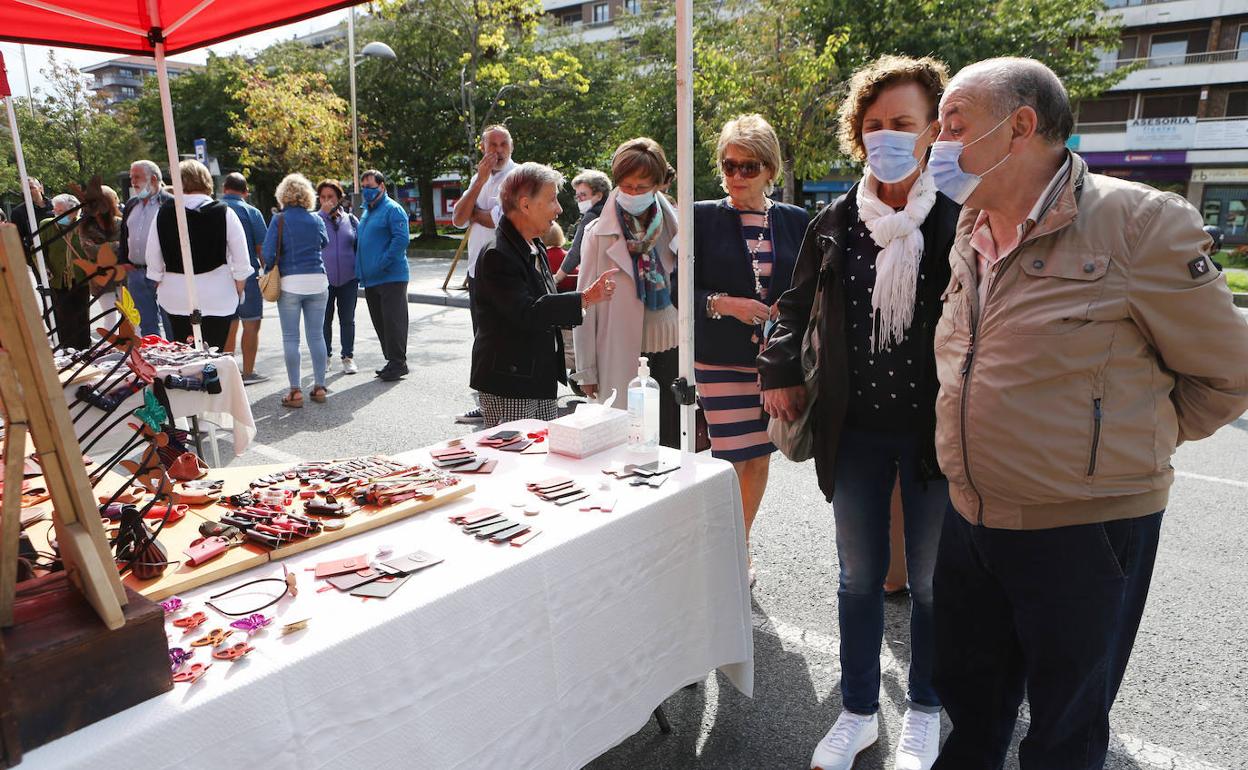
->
[969,156,1071,306]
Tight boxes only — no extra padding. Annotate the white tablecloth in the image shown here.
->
[23,420,753,770]
[67,353,256,455]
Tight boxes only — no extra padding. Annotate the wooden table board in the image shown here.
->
[124,461,475,601]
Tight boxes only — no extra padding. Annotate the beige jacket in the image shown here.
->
[934,153,1248,529]
[572,190,679,409]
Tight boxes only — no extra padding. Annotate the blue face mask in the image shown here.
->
[616,190,655,216]
[863,124,931,184]
[362,187,381,204]
[135,185,153,200]
[928,112,1014,205]
[56,215,73,227]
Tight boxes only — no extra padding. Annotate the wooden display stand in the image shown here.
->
[0,224,170,766]
[122,464,475,601]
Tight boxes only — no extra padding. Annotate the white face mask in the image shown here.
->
[615,190,656,216]
[577,199,594,214]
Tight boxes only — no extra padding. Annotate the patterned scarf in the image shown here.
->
[617,201,671,311]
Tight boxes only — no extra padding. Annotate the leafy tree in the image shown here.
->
[231,69,352,199]
[1,53,145,202]
[134,54,248,180]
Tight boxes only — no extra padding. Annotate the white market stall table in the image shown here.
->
[65,353,256,463]
[21,420,753,770]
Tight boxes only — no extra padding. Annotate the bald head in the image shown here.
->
[947,57,1073,146]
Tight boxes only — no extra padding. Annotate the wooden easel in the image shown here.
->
[0,223,126,630]
[441,225,472,291]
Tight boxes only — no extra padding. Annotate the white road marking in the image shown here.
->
[1174,470,1248,490]
[244,442,303,464]
[749,610,1227,770]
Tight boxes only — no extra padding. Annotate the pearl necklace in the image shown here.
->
[743,199,773,301]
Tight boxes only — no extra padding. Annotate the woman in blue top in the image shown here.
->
[690,114,809,587]
[263,173,330,408]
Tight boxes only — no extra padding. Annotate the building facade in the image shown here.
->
[82,56,196,106]
[1074,0,1248,242]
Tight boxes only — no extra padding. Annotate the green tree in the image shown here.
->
[134,54,248,183]
[1,53,145,202]
[357,0,592,239]
[231,69,352,198]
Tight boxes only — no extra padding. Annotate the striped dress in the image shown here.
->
[695,208,776,462]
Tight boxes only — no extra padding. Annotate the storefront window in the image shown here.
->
[1203,200,1222,227]
[1228,199,1247,236]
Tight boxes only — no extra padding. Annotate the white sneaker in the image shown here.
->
[341,357,357,375]
[811,711,878,770]
[894,708,941,770]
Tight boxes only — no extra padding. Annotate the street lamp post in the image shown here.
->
[347,8,396,212]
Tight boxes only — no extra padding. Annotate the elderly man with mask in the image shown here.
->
[118,160,174,337]
[926,57,1248,769]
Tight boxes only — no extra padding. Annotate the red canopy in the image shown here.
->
[0,0,362,56]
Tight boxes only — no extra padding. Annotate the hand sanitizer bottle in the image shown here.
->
[627,356,660,452]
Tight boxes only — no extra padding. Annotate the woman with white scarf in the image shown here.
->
[758,55,959,770]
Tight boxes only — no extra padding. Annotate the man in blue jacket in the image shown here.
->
[220,172,268,383]
[355,169,411,381]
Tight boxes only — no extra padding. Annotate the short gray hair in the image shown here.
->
[571,169,611,198]
[499,162,564,213]
[953,57,1073,145]
[131,159,162,182]
[51,193,80,212]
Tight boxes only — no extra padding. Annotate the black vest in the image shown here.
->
[156,199,228,275]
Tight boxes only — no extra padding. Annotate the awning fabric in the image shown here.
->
[0,0,360,56]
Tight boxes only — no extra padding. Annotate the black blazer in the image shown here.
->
[758,185,959,501]
[680,198,809,366]
[471,216,585,400]
[117,190,174,264]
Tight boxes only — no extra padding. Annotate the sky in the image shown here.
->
[1,9,350,99]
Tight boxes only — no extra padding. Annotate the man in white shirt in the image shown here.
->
[451,124,517,424]
[144,159,253,350]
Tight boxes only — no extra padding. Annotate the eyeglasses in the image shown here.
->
[574,191,594,201]
[721,160,764,179]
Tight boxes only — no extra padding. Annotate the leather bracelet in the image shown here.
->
[706,292,725,320]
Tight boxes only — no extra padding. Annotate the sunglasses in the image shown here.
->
[721,160,765,179]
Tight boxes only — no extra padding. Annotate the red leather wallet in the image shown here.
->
[313,555,370,578]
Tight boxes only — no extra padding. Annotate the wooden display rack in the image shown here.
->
[0,224,170,766]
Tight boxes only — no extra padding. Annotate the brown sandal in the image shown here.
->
[282,389,303,408]
[310,386,328,403]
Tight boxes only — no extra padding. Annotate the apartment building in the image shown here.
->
[82,56,197,106]
[543,0,637,42]
[1076,0,1248,242]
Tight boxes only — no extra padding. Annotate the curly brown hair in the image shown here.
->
[837,55,949,162]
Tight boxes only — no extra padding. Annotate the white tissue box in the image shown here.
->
[548,402,630,458]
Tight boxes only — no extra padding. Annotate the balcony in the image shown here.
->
[1106,0,1244,27]
[1100,48,1248,90]
[96,73,144,88]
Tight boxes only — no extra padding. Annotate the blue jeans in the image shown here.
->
[125,270,172,338]
[277,290,329,390]
[831,428,948,715]
[324,279,358,359]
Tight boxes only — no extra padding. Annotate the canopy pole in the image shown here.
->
[149,15,204,348]
[4,93,50,296]
[675,0,696,452]
[348,7,360,208]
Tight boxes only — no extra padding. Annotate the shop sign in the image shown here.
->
[1126,117,1196,150]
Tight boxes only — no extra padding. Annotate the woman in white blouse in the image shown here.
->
[145,159,253,349]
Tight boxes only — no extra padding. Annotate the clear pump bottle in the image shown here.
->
[627,356,660,451]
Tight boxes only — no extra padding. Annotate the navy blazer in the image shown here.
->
[677,198,809,367]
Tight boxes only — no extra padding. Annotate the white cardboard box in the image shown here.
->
[549,402,630,458]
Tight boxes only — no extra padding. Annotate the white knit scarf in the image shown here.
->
[855,168,937,353]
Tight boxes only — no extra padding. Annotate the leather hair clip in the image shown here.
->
[212,642,255,661]
[172,662,210,684]
[190,628,233,648]
[172,611,207,631]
